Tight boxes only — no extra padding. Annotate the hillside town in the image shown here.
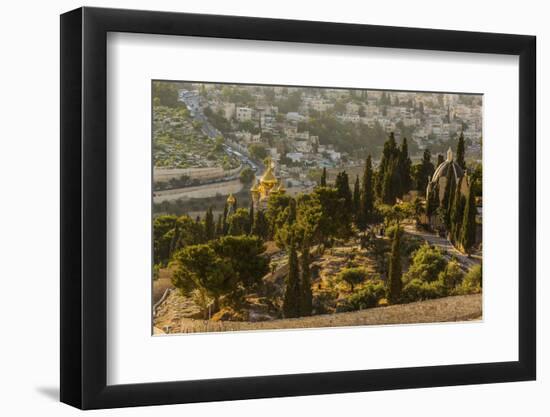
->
[153,82,482,215]
[152,81,483,334]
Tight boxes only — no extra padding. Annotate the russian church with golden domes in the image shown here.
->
[250,157,286,209]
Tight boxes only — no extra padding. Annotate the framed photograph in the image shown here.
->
[60,6,536,409]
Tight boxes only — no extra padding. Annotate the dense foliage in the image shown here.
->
[154,131,481,321]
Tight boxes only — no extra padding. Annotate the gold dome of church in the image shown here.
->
[226,193,236,205]
[251,157,285,207]
[260,159,278,185]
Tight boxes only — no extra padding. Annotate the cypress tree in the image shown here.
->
[287,198,297,225]
[376,133,398,199]
[320,167,327,187]
[283,239,301,318]
[215,214,223,237]
[222,203,229,235]
[437,153,445,167]
[450,177,465,243]
[251,210,269,240]
[417,149,434,192]
[335,171,352,207]
[398,137,412,195]
[359,155,374,229]
[456,132,466,169]
[248,200,254,234]
[387,226,403,304]
[461,185,477,255]
[300,241,313,316]
[382,158,400,205]
[169,222,180,259]
[381,166,393,205]
[205,206,215,240]
[426,184,439,218]
[441,174,456,230]
[352,175,360,221]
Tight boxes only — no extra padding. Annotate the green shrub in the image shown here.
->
[336,280,386,312]
[404,243,447,283]
[385,224,402,239]
[401,278,446,303]
[456,264,482,294]
[337,267,368,291]
[438,260,464,291]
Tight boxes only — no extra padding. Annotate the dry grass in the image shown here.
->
[154,293,481,334]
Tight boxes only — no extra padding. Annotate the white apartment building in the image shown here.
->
[236,107,253,122]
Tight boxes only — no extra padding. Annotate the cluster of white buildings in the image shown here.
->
[183,84,482,170]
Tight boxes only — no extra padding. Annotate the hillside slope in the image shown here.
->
[154,293,481,334]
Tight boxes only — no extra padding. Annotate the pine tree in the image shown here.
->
[387,227,403,304]
[300,241,313,316]
[461,185,477,255]
[352,175,360,221]
[456,132,466,170]
[283,240,301,318]
[358,155,374,229]
[247,201,254,234]
[320,167,327,187]
[205,206,215,240]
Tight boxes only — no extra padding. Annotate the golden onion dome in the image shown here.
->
[260,157,278,185]
[261,167,278,185]
[226,193,236,204]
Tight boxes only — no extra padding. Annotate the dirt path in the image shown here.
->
[403,224,481,269]
[154,293,481,334]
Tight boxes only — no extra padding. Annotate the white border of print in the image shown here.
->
[106,32,518,385]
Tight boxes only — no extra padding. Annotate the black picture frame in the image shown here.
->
[60,6,536,410]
